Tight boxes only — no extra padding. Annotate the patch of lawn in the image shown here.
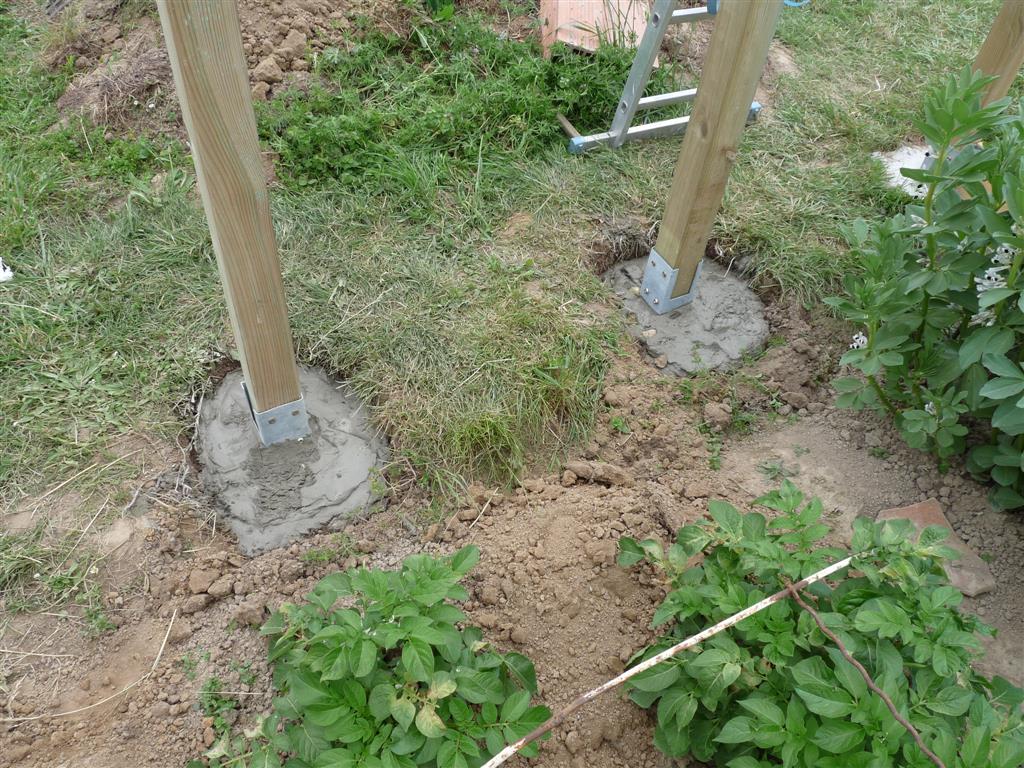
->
[719,0,1004,297]
[1,11,623,499]
[0,1,1007,504]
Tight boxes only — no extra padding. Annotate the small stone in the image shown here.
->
[683,481,711,499]
[782,391,809,410]
[275,29,308,60]
[251,81,271,101]
[509,628,528,644]
[564,460,634,487]
[584,539,617,565]
[188,568,219,595]
[561,470,577,487]
[232,599,267,627]
[181,594,213,614]
[458,507,477,522]
[203,727,216,747]
[207,575,235,598]
[476,612,498,628]
[279,560,304,582]
[253,55,284,84]
[702,402,732,431]
[565,731,582,755]
[480,586,500,606]
[653,354,668,369]
[422,523,440,543]
[168,619,193,644]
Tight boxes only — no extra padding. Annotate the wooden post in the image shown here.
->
[157,0,308,445]
[973,0,1024,105]
[642,0,782,314]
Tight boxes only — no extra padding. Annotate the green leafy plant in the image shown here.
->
[828,67,1024,509]
[618,481,1024,768]
[423,0,455,21]
[609,415,631,434]
[201,677,240,736]
[197,546,548,768]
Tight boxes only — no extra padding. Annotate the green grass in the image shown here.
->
[719,0,1003,297]
[0,1,1008,509]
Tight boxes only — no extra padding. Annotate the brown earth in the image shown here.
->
[3,332,1023,767]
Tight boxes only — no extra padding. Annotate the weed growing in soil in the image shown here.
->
[194,546,548,767]
[618,481,1024,767]
[301,533,360,565]
[0,521,107,623]
[200,677,240,736]
[830,69,1024,510]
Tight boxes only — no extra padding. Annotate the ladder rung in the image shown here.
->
[567,102,761,154]
[669,7,712,23]
[637,88,697,110]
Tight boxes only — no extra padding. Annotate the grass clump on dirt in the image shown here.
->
[257,17,678,205]
[0,521,113,633]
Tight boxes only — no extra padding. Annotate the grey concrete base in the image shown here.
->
[197,367,388,554]
[605,258,769,374]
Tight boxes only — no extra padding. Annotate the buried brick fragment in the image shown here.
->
[876,499,996,597]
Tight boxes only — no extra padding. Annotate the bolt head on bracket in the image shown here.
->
[241,381,311,447]
[640,249,703,315]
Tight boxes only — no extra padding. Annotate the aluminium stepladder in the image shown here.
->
[561,0,761,153]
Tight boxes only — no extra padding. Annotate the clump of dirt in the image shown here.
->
[586,215,656,275]
[54,15,173,133]
[37,0,414,134]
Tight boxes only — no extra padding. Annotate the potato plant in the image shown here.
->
[196,546,548,768]
[618,482,1024,768]
[829,67,1024,509]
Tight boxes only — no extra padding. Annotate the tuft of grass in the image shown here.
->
[0,522,110,631]
[301,533,360,564]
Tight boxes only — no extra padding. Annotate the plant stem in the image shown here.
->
[786,586,946,768]
[867,375,899,417]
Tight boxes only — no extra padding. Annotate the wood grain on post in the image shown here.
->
[974,0,1024,105]
[654,0,783,298]
[157,0,301,414]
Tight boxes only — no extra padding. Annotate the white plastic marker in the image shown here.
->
[481,554,856,768]
[0,257,12,282]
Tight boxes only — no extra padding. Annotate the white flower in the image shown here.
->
[849,332,868,350]
[924,402,936,415]
[970,309,996,327]
[0,257,12,283]
[974,269,1007,293]
[993,245,1016,266]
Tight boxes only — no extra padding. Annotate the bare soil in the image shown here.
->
[4,333,1022,767]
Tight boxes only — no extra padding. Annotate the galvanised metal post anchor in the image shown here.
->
[639,249,703,314]
[242,381,310,446]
